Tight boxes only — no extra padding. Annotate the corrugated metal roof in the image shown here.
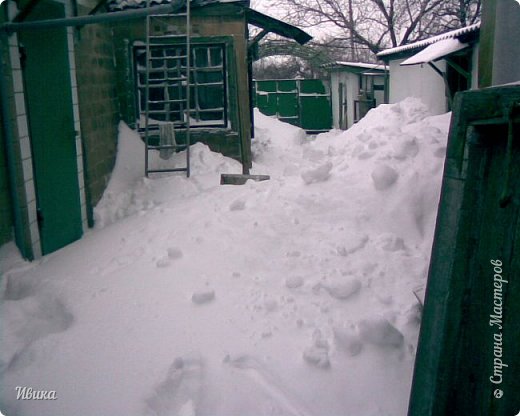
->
[377,22,480,58]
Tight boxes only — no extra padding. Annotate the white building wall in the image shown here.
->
[492,0,520,85]
[471,44,480,90]
[389,58,448,115]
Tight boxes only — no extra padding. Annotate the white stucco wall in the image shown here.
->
[388,58,447,115]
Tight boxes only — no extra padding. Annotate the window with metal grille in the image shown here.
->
[134,43,227,128]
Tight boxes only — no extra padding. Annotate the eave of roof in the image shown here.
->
[324,61,388,71]
[105,0,312,45]
[377,22,480,59]
[245,9,312,45]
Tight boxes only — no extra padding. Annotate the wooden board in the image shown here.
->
[408,85,520,416]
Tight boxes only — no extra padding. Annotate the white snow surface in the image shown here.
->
[400,38,468,66]
[0,98,451,416]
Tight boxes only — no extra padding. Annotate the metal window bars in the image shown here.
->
[136,44,227,128]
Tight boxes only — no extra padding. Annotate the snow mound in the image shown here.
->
[301,161,333,184]
[320,278,362,301]
[371,165,399,190]
[1,98,451,416]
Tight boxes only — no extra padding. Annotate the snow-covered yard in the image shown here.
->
[0,98,450,416]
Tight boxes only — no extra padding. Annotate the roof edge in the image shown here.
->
[245,8,312,45]
[377,22,480,59]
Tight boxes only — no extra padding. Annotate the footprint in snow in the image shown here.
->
[145,355,203,416]
[192,289,215,305]
[285,276,304,289]
[229,199,246,211]
[224,354,312,416]
[303,329,330,369]
[333,326,363,356]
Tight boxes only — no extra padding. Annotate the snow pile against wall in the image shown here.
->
[0,98,450,416]
[93,122,243,228]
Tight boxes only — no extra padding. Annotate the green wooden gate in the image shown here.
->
[254,79,332,133]
[20,0,83,255]
[408,86,520,416]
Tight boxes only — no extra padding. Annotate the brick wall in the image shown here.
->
[0,113,13,246]
[0,36,34,258]
[75,23,120,223]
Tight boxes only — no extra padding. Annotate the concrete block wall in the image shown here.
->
[75,22,120,221]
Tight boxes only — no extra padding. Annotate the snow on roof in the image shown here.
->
[108,0,243,11]
[324,61,388,71]
[377,22,480,59]
[400,38,469,66]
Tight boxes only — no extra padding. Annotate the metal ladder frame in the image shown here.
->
[144,0,191,177]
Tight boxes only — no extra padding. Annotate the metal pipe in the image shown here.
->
[1,1,185,33]
[185,0,191,177]
[0,34,31,259]
[144,0,151,177]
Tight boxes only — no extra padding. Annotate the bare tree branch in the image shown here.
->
[266,0,481,58]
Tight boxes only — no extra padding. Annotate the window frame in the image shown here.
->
[133,40,229,130]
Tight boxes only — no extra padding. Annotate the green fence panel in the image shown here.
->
[300,95,332,132]
[300,79,327,94]
[277,92,299,118]
[256,80,277,93]
[254,79,332,132]
[277,80,298,93]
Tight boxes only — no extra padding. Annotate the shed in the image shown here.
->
[0,0,310,259]
[324,61,387,130]
[377,24,480,115]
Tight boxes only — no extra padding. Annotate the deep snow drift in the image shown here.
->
[0,98,450,416]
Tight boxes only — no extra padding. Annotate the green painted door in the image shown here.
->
[20,0,82,255]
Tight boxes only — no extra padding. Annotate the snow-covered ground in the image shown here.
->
[0,98,450,416]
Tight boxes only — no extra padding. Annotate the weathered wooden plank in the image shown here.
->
[408,85,520,416]
[220,173,270,185]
